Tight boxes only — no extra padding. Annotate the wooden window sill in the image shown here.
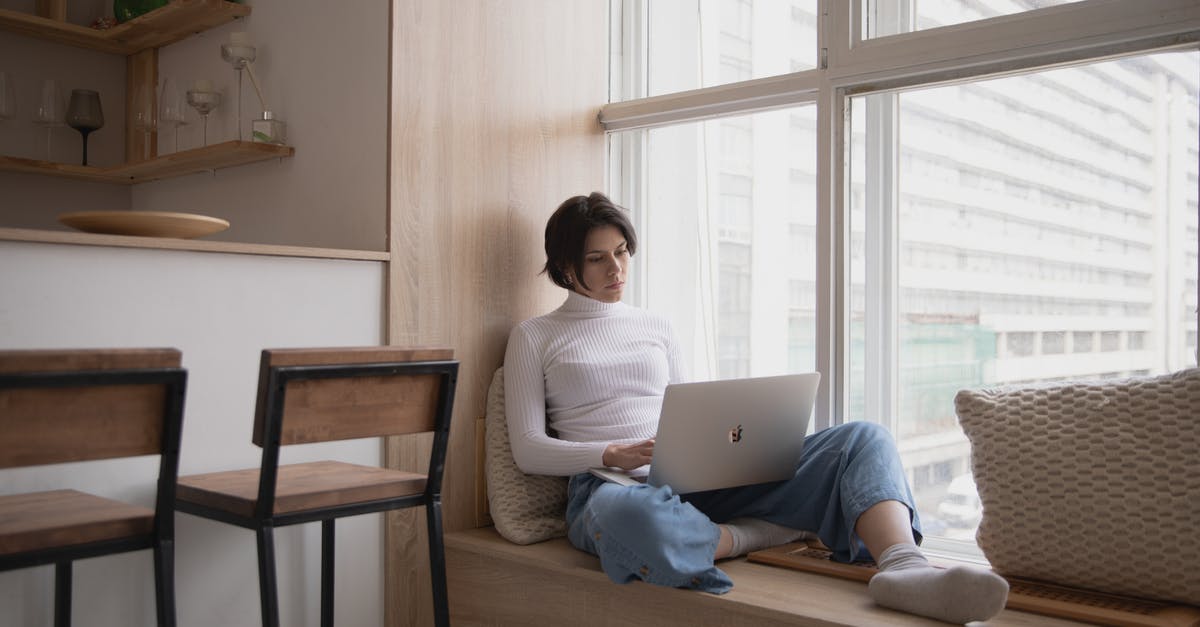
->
[446,527,1092,626]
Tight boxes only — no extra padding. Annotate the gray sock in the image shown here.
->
[868,543,1009,624]
[725,517,811,557]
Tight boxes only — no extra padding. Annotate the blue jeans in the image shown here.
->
[565,421,922,593]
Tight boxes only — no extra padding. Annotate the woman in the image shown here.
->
[504,192,1008,624]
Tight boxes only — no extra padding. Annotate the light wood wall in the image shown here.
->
[385,1,608,624]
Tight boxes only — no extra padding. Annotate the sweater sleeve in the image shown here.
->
[665,320,688,384]
[503,323,608,476]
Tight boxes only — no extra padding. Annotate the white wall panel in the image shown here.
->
[0,241,386,627]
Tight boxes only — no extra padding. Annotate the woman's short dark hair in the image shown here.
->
[543,192,638,291]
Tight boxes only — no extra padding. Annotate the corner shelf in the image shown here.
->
[0,141,295,184]
[0,0,250,55]
[0,0,271,180]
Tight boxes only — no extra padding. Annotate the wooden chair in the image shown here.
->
[175,347,457,627]
[0,348,187,627]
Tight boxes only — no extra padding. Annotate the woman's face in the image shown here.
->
[571,225,629,303]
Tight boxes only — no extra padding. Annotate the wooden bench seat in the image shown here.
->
[0,489,154,555]
[445,527,1088,626]
[176,460,428,518]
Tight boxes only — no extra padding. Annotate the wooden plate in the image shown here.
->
[58,211,230,239]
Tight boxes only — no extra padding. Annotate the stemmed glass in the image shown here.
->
[65,89,104,166]
[159,78,187,152]
[130,82,156,159]
[32,79,63,161]
[0,71,16,123]
[186,82,220,146]
[220,32,255,141]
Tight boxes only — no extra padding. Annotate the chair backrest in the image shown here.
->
[0,348,185,469]
[249,347,457,518]
[252,347,456,447]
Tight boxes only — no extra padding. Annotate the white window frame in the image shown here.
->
[602,0,1200,437]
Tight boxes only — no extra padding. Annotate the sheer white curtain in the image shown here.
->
[623,121,722,382]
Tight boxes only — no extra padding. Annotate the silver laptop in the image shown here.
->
[590,372,821,494]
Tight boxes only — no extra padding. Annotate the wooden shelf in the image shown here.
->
[0,0,250,55]
[0,141,294,185]
[0,228,389,262]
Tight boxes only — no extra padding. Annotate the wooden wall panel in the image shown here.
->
[385,1,608,625]
[124,48,157,163]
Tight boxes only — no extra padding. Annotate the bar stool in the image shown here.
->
[0,348,186,627]
[175,347,457,627]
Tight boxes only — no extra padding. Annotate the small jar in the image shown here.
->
[251,111,287,145]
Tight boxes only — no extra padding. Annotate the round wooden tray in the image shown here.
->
[58,211,230,239]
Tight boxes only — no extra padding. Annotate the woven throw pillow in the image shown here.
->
[484,367,568,545]
[955,368,1200,605]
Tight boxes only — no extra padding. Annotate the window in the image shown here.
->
[1006,332,1035,358]
[1043,332,1066,355]
[847,53,1197,546]
[605,0,1200,560]
[1073,331,1095,353]
[611,0,818,102]
[862,0,1086,40]
[609,106,817,380]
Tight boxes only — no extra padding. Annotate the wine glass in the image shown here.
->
[220,33,255,140]
[65,89,104,166]
[186,82,221,146]
[130,82,156,159]
[0,71,15,122]
[32,79,63,161]
[159,77,187,152]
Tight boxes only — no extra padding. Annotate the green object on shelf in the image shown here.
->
[113,0,168,23]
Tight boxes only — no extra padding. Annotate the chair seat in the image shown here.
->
[0,489,154,556]
[176,460,428,518]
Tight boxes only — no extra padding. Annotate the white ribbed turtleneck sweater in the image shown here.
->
[503,290,684,476]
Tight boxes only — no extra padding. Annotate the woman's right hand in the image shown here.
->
[602,439,654,470]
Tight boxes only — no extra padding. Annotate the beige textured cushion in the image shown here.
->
[484,368,568,545]
[955,369,1200,605]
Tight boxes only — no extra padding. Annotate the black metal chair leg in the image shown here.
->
[154,540,177,627]
[425,500,450,627]
[54,561,72,627]
[321,519,335,627]
[256,526,280,627]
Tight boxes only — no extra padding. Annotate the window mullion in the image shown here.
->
[815,84,840,431]
[611,0,648,103]
[815,0,844,431]
[863,92,899,431]
[823,0,852,71]
[609,0,650,308]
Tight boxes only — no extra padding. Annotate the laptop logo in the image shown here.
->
[728,424,743,443]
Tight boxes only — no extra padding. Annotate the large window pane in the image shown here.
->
[848,51,1199,547]
[611,0,817,102]
[610,106,818,380]
[863,0,1086,39]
